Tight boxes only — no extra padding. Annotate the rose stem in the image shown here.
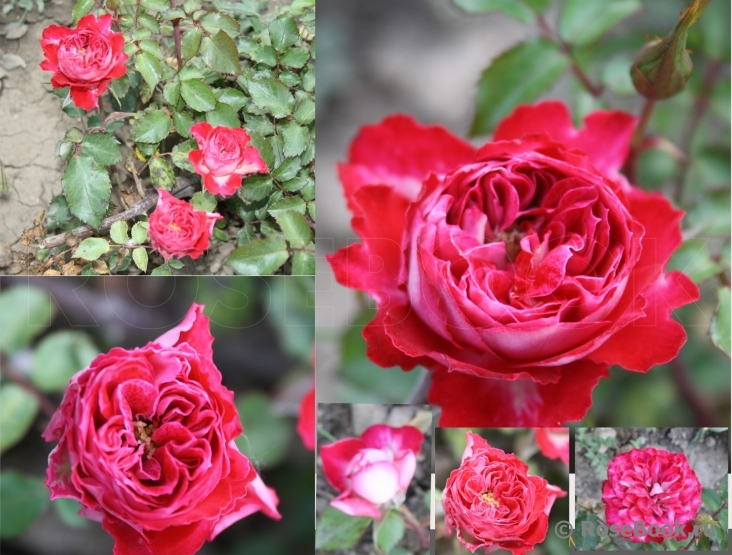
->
[623,98,657,184]
[2,364,57,419]
[536,14,604,98]
[317,426,337,443]
[407,371,431,404]
[669,357,717,426]
[672,59,723,204]
[171,0,183,71]
[38,176,198,250]
[399,505,429,549]
[681,501,727,550]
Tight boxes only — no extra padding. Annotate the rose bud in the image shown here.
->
[535,427,570,465]
[188,123,268,197]
[43,304,281,555]
[40,14,128,110]
[603,447,702,543]
[327,101,699,426]
[148,189,222,261]
[320,424,423,518]
[630,0,710,99]
[442,431,566,555]
[297,385,315,451]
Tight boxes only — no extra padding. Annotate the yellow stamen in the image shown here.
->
[134,420,156,459]
[481,491,499,507]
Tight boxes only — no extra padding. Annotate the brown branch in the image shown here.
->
[171,0,184,70]
[37,177,198,250]
[623,98,657,184]
[669,356,717,426]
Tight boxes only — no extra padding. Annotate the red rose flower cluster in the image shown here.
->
[320,424,423,518]
[43,304,280,555]
[328,101,699,426]
[442,431,566,555]
[40,14,128,110]
[148,189,222,260]
[602,447,702,543]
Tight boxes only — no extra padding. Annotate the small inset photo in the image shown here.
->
[315,404,432,555]
[435,428,569,555]
[574,427,729,551]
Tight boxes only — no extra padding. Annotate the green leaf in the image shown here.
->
[135,51,163,90]
[53,498,88,529]
[80,133,122,166]
[711,287,731,357]
[71,0,93,25]
[0,286,54,354]
[251,45,278,67]
[667,239,723,283]
[234,392,292,468]
[151,264,172,275]
[574,511,600,550]
[247,77,294,118]
[291,250,314,275]
[29,331,98,393]
[471,38,570,136]
[236,225,257,246]
[272,156,302,182]
[226,237,289,275]
[281,121,309,158]
[168,258,184,269]
[191,190,217,212]
[215,88,248,110]
[172,112,194,138]
[0,472,49,538]
[131,221,149,244]
[180,79,217,112]
[140,0,169,11]
[0,385,39,455]
[171,139,196,171]
[247,131,274,168]
[149,157,176,190]
[703,487,723,512]
[294,97,315,125]
[375,511,405,555]
[164,81,181,106]
[181,27,203,61]
[200,12,240,37]
[73,237,110,261]
[139,39,165,60]
[452,0,535,23]
[280,47,309,69]
[206,102,240,128]
[269,14,299,52]
[201,30,241,75]
[274,210,312,248]
[110,220,129,244]
[62,155,111,228]
[268,196,306,216]
[315,506,372,550]
[558,0,641,47]
[132,248,149,273]
[133,110,171,144]
[240,176,274,201]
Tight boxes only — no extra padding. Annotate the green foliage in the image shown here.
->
[29,331,98,393]
[558,0,641,47]
[62,155,111,229]
[226,237,289,275]
[574,511,599,551]
[315,506,372,551]
[0,385,39,454]
[0,472,49,538]
[73,237,110,261]
[0,285,54,354]
[711,287,731,357]
[451,0,536,24]
[374,511,405,555]
[234,392,292,468]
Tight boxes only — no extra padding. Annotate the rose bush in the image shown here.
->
[189,123,268,198]
[535,427,569,465]
[43,304,281,555]
[442,431,566,555]
[602,447,702,543]
[328,101,699,426]
[148,189,222,261]
[39,14,127,110]
[320,424,423,518]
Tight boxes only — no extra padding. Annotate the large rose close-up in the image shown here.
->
[148,189,222,261]
[602,447,702,543]
[442,431,566,555]
[39,14,128,110]
[320,423,423,518]
[328,101,700,426]
[189,123,268,197]
[42,304,281,555]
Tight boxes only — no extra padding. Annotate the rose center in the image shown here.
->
[169,223,181,232]
[133,419,156,459]
[481,491,499,507]
[492,225,524,263]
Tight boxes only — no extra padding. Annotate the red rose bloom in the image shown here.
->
[40,14,128,110]
[320,424,423,518]
[297,385,315,451]
[188,123,268,197]
[442,431,566,555]
[43,304,281,555]
[535,427,569,465]
[149,189,222,260]
[328,101,699,426]
[602,447,702,543]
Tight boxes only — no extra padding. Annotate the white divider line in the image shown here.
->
[728,474,731,530]
[569,473,575,527]
[431,473,436,530]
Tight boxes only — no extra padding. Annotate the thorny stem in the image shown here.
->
[623,98,657,184]
[2,364,57,420]
[398,504,430,549]
[536,14,604,97]
[171,0,184,70]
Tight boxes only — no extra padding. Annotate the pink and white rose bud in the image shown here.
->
[320,424,423,518]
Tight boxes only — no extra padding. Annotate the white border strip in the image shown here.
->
[569,473,575,527]
[431,473,436,530]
